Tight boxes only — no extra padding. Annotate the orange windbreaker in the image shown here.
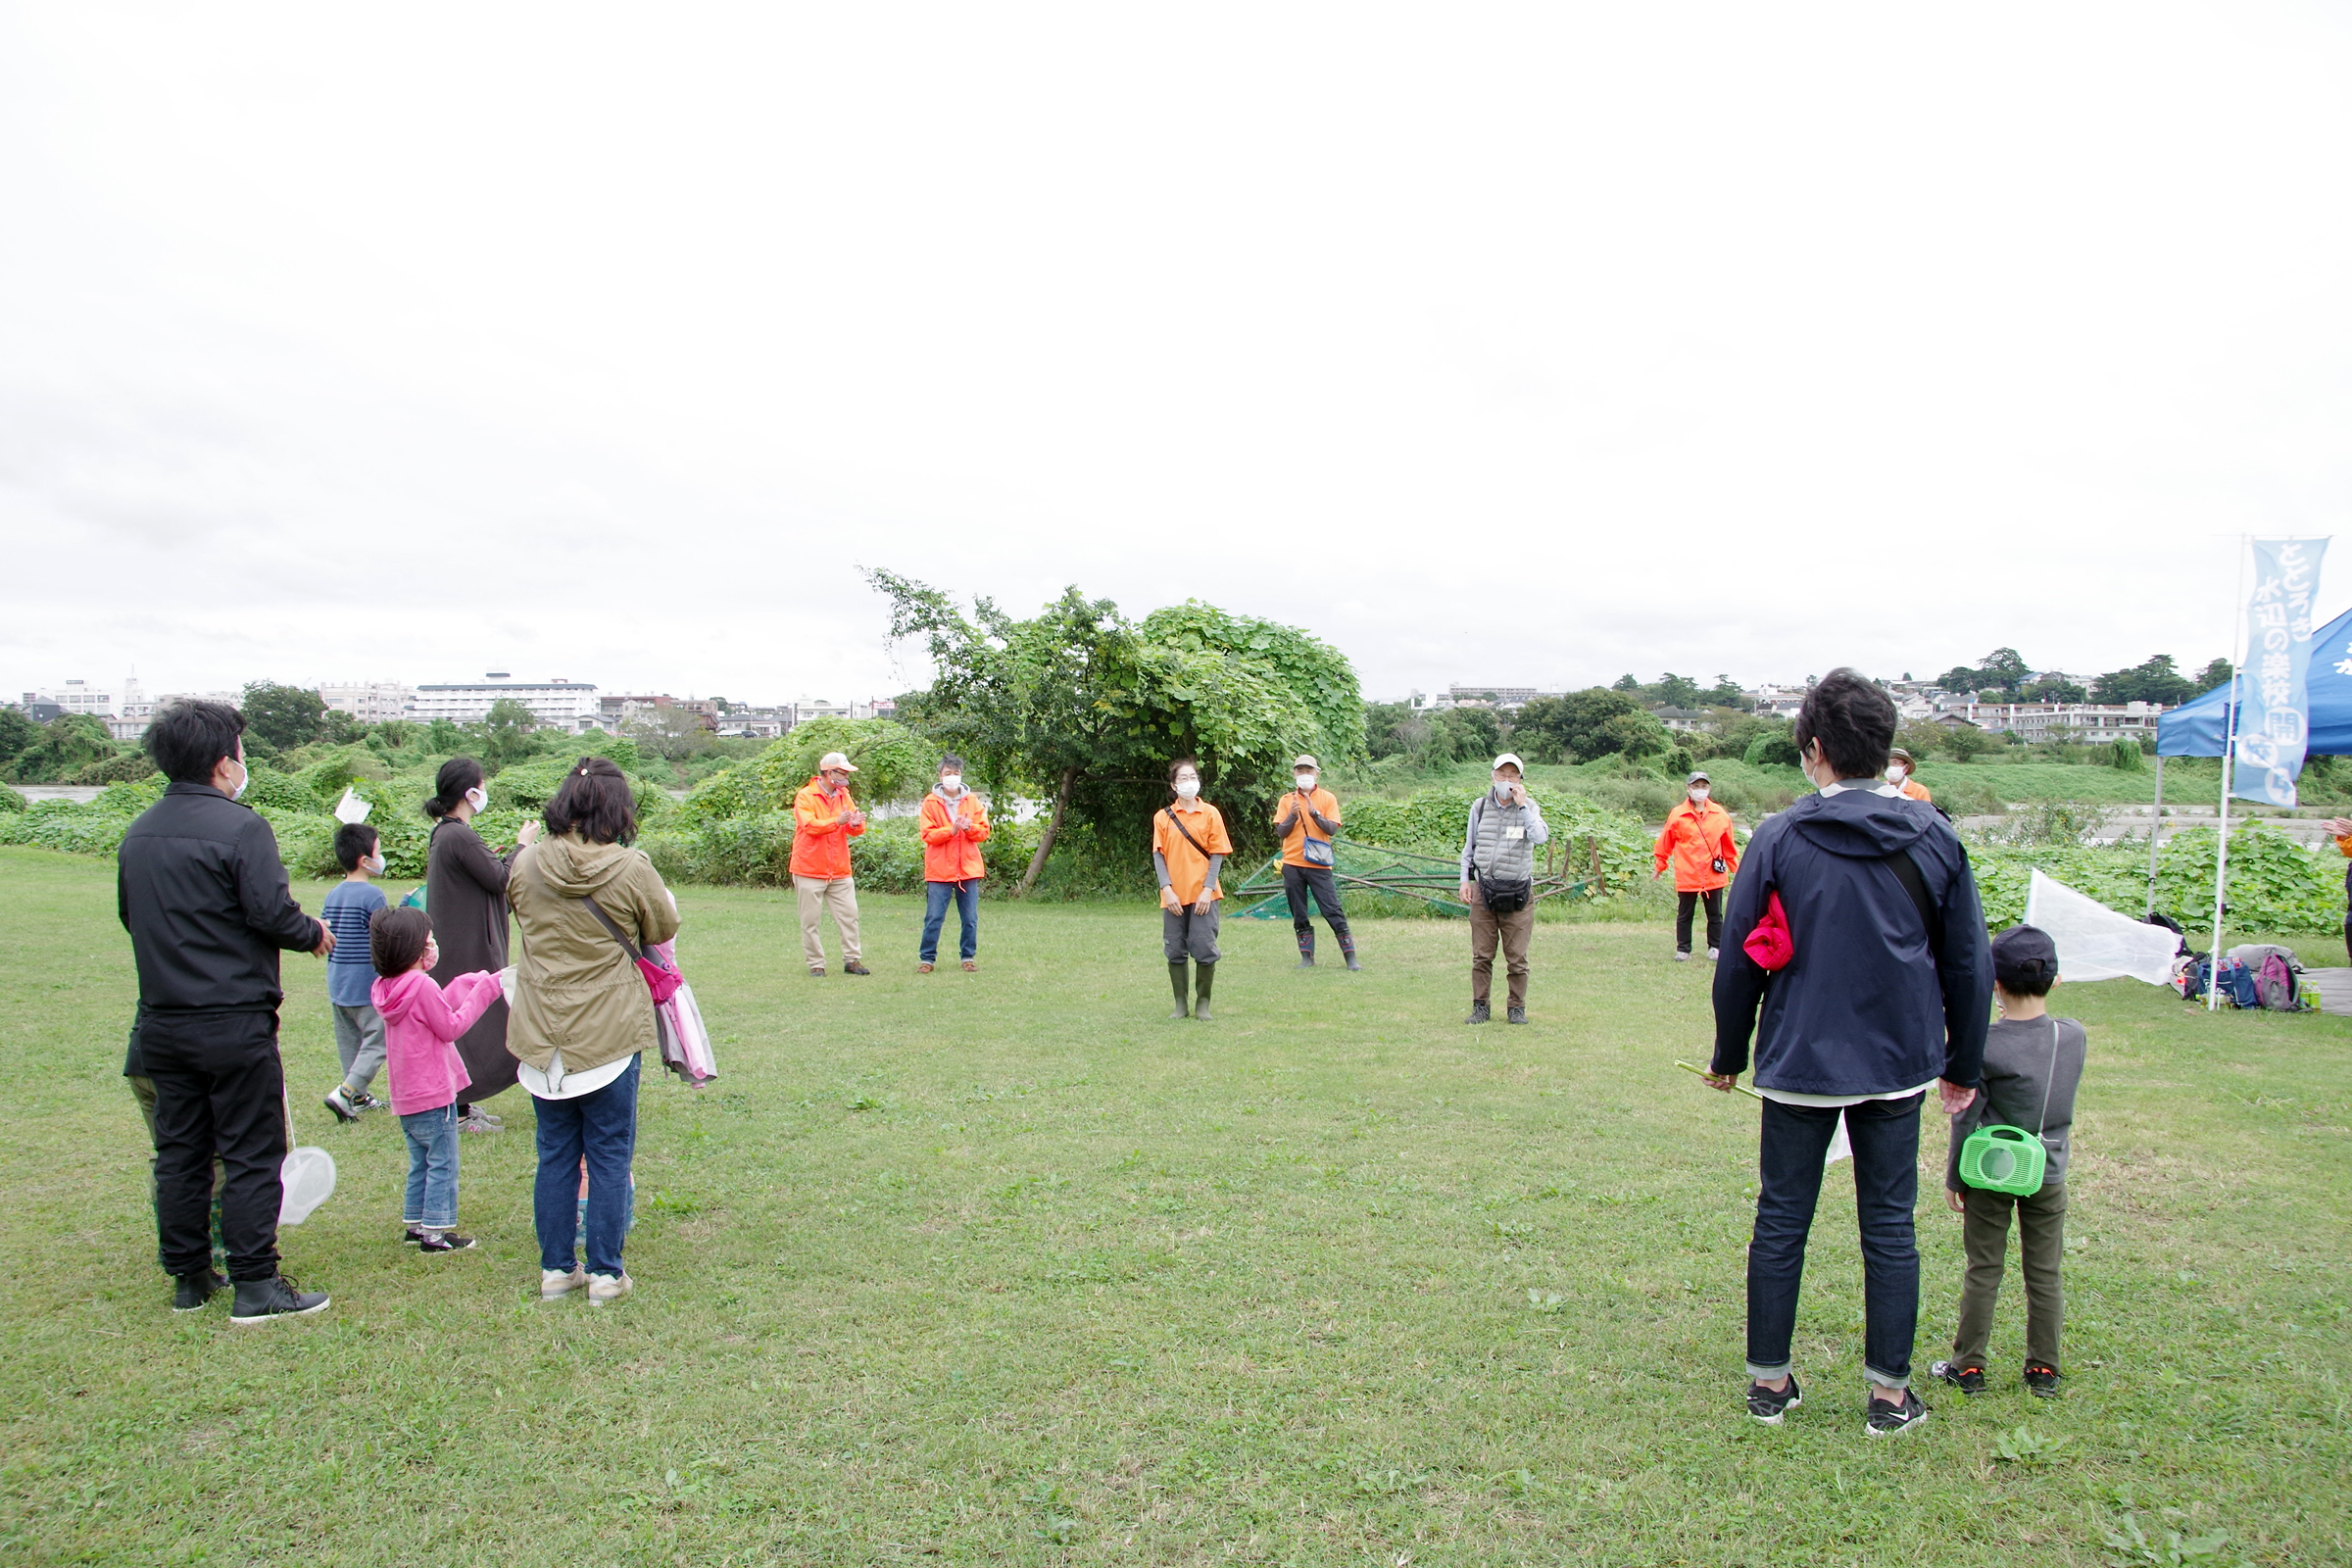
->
[1898,777,1933,804]
[789,777,863,879]
[1653,797,1739,893]
[919,789,990,882]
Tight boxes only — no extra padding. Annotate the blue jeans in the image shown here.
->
[400,1103,460,1230]
[1746,1092,1924,1390]
[920,879,980,963]
[532,1054,640,1277]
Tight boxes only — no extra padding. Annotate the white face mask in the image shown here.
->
[938,773,962,794]
[1690,787,1710,803]
[1174,777,1200,800]
[465,786,489,813]
[1295,772,1316,790]
[362,853,387,876]
[227,757,249,801]
[1494,777,1517,797]
[1887,764,1907,783]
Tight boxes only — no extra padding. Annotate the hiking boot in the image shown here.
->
[961,959,977,972]
[228,1275,330,1325]
[1506,1005,1528,1025]
[917,961,935,974]
[541,1266,589,1299]
[809,967,825,978]
[588,1271,633,1305]
[172,1269,227,1312]
[843,961,871,976]
[417,1231,477,1253]
[1168,959,1191,1019]
[1192,962,1216,1022]
[2023,1361,2062,1397]
[1864,1389,1929,1437]
[1931,1359,1986,1396]
[1465,1002,1491,1025]
[1745,1376,1802,1425]
[322,1085,361,1124]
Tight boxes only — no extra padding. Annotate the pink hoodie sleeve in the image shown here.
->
[414,970,502,1043]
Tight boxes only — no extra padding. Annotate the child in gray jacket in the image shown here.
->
[1933,923,2084,1398]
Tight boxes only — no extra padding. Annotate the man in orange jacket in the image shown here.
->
[1653,768,1740,961]
[1887,748,1932,803]
[792,751,868,976]
[917,754,990,973]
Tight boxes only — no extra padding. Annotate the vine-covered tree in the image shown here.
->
[2090,655,2193,707]
[868,572,1362,894]
[239,681,328,753]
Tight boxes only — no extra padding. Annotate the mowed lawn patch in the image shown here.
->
[2,843,2348,1567]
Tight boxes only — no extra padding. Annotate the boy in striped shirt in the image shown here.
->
[320,823,390,1122]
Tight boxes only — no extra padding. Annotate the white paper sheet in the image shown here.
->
[2023,868,2179,984]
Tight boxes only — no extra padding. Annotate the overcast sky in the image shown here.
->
[4,3,2348,708]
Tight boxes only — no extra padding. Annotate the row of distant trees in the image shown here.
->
[1936,648,2232,707]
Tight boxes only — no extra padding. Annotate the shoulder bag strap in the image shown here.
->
[579,894,644,964]
[1162,807,1209,858]
[1882,848,1943,957]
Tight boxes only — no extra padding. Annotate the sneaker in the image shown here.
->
[1931,1359,1986,1396]
[961,959,977,972]
[1745,1376,1802,1425]
[1674,951,1690,962]
[471,1108,505,1129]
[322,1085,361,1124]
[809,967,826,978]
[917,961,935,974]
[404,1225,431,1245]
[1705,948,1720,960]
[1465,1002,1492,1025]
[457,1110,502,1135]
[541,1266,589,1299]
[1506,1005,1528,1025]
[351,1091,387,1112]
[1864,1389,1929,1437]
[228,1275,331,1325]
[2023,1361,2062,1397]
[588,1271,633,1305]
[172,1269,227,1312]
[843,961,871,976]
[417,1232,477,1252]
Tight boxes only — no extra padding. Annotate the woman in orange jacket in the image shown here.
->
[1653,768,1740,960]
[917,755,990,972]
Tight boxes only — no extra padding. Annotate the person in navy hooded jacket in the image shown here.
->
[1705,668,1992,1437]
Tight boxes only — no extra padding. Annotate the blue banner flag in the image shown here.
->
[2233,536,2329,806]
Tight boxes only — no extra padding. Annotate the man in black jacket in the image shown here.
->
[1707,669,1992,1436]
[120,700,333,1323]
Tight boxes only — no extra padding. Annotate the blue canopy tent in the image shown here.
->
[2157,603,2352,758]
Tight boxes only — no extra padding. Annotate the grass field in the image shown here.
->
[4,843,2350,1567]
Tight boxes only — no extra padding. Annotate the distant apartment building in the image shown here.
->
[24,678,132,718]
[1446,684,1565,710]
[1654,707,1719,733]
[411,676,604,733]
[317,680,416,725]
[1934,699,2166,740]
[715,706,793,739]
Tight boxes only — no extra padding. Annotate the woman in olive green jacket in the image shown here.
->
[507,758,679,1305]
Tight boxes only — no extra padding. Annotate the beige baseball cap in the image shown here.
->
[1492,753,1525,772]
[1293,754,1321,770]
[818,751,858,772]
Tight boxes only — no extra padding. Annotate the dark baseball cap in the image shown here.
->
[1990,923,2058,987]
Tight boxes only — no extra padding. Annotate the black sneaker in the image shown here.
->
[1506,1005,1528,1025]
[1865,1389,1929,1437]
[1465,1002,1492,1025]
[417,1232,477,1252]
[1931,1359,1986,1396]
[843,961,871,976]
[2023,1361,2062,1397]
[404,1226,431,1245]
[1745,1376,1801,1425]
[228,1275,331,1325]
[351,1091,387,1112]
[172,1269,227,1312]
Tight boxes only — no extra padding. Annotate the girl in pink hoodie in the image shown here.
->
[368,906,502,1253]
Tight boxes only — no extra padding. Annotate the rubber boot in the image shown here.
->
[1296,929,1315,968]
[1339,930,1361,970]
[1168,959,1191,1019]
[1192,961,1216,1021]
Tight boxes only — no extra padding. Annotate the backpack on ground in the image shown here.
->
[2255,953,2299,1011]
[2172,953,2207,1000]
[2213,956,2260,1008]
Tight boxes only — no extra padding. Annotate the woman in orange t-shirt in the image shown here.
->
[1152,758,1233,1020]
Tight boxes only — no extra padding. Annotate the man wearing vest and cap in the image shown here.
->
[792,751,869,977]
[1272,754,1359,970]
[1458,753,1548,1024]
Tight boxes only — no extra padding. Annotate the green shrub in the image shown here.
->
[1966,822,2343,934]
[68,752,164,786]
[0,786,24,815]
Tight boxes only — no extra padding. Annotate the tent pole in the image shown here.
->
[2146,752,2164,915]
[2210,537,2248,1012]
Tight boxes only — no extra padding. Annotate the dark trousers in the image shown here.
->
[533,1054,641,1278]
[1676,888,1724,953]
[139,1009,289,1283]
[921,879,980,963]
[1746,1093,1924,1390]
[1952,1182,2067,1369]
[1282,864,1352,949]
[1469,901,1534,1006]
[1162,905,1221,962]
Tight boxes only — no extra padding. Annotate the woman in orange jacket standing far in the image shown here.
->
[1653,768,1740,961]
[917,754,990,973]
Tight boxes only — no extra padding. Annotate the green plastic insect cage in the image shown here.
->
[1957,1124,2047,1196]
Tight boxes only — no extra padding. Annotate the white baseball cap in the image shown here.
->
[1492,753,1525,772]
[818,751,858,772]
[1293,754,1321,770]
